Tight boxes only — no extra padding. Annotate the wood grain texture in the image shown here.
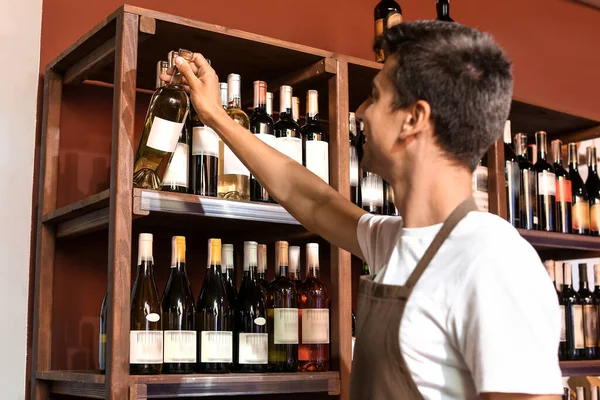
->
[49,381,106,399]
[56,207,110,239]
[36,371,106,384]
[560,360,600,377]
[42,189,110,223]
[266,58,336,92]
[30,70,62,400]
[328,58,352,400]
[63,37,116,85]
[139,16,156,35]
[106,11,138,400]
[560,124,600,143]
[487,139,507,219]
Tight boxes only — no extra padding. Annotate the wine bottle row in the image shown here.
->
[504,121,600,235]
[544,260,600,361]
[100,234,330,374]
[132,49,329,203]
[565,386,600,400]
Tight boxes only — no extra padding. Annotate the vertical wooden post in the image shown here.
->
[30,70,63,400]
[488,138,507,218]
[106,11,138,400]
[328,58,352,400]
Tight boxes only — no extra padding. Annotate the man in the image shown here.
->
[171,21,562,399]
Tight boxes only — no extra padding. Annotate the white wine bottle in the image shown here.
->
[301,90,329,184]
[133,49,191,190]
[218,74,251,200]
[130,233,163,375]
[162,236,196,374]
[197,239,234,373]
[274,86,302,165]
[234,241,269,372]
[222,243,237,303]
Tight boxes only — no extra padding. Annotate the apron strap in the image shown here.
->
[405,197,478,288]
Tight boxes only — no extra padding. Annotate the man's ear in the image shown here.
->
[398,100,431,140]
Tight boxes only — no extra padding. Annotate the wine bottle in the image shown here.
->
[384,180,397,216]
[374,0,403,63]
[298,243,330,372]
[568,143,590,235]
[218,74,251,201]
[550,139,572,233]
[197,238,234,373]
[292,96,300,124]
[250,81,276,202]
[586,146,600,236]
[257,244,269,296]
[288,245,301,287]
[267,241,299,372]
[436,0,454,22]
[162,114,191,193]
[578,263,598,360]
[274,86,303,166]
[155,60,168,90]
[545,260,564,360]
[349,112,360,206]
[515,133,539,230]
[362,262,370,276]
[562,262,584,360]
[99,291,107,374]
[472,156,489,212]
[266,92,274,119]
[577,387,584,400]
[222,243,237,303]
[220,83,228,109]
[504,121,520,228]
[361,171,384,214]
[162,236,196,374]
[301,90,329,184]
[190,104,219,197]
[234,241,269,372]
[528,143,537,165]
[130,233,163,375]
[133,49,191,190]
[593,264,600,357]
[351,310,356,360]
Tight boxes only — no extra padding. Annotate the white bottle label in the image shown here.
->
[560,305,566,342]
[276,137,302,165]
[200,331,233,363]
[574,304,584,349]
[537,171,557,196]
[255,133,277,148]
[301,309,330,344]
[349,146,359,187]
[305,140,329,184]
[163,330,197,363]
[192,126,219,157]
[146,116,185,153]
[130,331,163,364]
[361,174,383,207]
[274,308,299,344]
[238,333,268,364]
[223,143,250,176]
[163,143,189,187]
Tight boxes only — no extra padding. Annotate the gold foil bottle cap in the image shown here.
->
[208,238,222,266]
[171,236,186,266]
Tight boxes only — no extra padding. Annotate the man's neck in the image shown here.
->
[393,161,473,228]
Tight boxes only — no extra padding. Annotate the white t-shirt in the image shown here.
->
[357,211,563,399]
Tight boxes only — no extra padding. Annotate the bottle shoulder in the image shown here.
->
[274,118,301,137]
[300,122,327,141]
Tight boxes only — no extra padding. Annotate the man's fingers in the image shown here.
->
[191,52,217,82]
[175,57,201,91]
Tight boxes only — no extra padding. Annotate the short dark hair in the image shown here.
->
[379,21,513,171]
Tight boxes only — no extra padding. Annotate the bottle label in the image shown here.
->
[274,308,299,344]
[591,204,600,233]
[350,146,359,187]
[584,305,598,348]
[556,177,572,203]
[560,305,566,342]
[192,126,219,157]
[238,333,268,364]
[200,331,233,363]
[130,331,163,364]
[163,143,189,188]
[275,137,303,165]
[505,160,520,226]
[520,169,538,229]
[572,200,591,230]
[164,330,197,363]
[147,116,185,153]
[361,174,384,207]
[305,140,329,184]
[573,304,585,349]
[223,143,250,176]
[301,309,330,344]
[255,133,277,148]
[537,171,556,196]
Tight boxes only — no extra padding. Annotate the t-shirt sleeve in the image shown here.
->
[447,243,563,395]
[356,213,403,276]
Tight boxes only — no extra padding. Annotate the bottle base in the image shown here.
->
[298,360,329,372]
[133,168,161,190]
[130,364,162,375]
[268,362,298,373]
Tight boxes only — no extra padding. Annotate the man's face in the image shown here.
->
[356,61,408,179]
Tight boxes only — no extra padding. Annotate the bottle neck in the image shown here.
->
[243,266,256,280]
[580,266,589,290]
[588,149,598,173]
[437,2,450,18]
[139,259,155,276]
[229,98,241,110]
[308,266,320,278]
[278,265,289,277]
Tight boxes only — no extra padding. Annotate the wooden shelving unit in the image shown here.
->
[30,4,600,400]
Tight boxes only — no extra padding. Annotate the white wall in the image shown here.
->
[0,0,43,398]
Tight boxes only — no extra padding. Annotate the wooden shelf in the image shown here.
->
[560,360,600,376]
[518,229,600,258]
[36,370,340,399]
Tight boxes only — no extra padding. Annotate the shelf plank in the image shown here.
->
[36,371,106,399]
[131,372,340,398]
[560,360,600,376]
[518,229,600,252]
[42,189,110,224]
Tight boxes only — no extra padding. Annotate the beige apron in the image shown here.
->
[350,198,477,399]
